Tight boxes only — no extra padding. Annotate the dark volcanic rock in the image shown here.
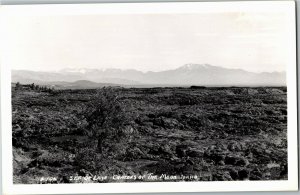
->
[175,145,188,158]
[238,169,250,180]
[225,155,249,166]
[12,87,288,183]
[250,168,263,180]
[186,148,204,158]
[213,171,233,181]
[152,116,182,129]
[229,168,239,180]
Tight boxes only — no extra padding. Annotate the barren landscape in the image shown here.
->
[12,85,287,183]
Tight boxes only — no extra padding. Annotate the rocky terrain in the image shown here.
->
[12,86,287,184]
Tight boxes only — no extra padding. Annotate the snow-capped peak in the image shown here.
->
[180,63,212,70]
[60,68,91,74]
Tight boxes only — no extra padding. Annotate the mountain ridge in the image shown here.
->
[56,64,286,74]
[12,64,286,88]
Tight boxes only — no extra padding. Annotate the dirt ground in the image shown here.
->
[12,87,287,183]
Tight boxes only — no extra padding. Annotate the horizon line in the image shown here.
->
[11,63,287,74]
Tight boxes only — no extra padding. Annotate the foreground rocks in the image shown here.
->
[12,87,287,183]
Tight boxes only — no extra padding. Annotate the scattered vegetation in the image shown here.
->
[12,85,287,183]
[81,87,128,154]
[14,82,54,93]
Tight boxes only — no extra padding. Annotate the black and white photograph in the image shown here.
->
[0,1,298,194]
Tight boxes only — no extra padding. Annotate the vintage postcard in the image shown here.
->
[0,1,297,194]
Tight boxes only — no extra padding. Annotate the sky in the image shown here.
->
[2,11,289,73]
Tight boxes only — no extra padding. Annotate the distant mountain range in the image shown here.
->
[12,64,286,88]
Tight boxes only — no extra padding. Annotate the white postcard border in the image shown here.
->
[0,1,298,194]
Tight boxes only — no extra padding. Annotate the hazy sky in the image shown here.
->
[3,12,289,72]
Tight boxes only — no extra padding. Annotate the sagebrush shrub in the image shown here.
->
[82,87,127,154]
